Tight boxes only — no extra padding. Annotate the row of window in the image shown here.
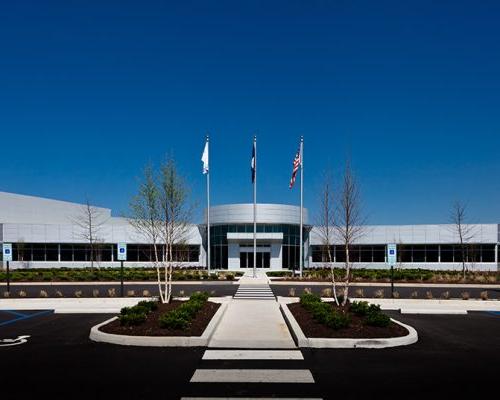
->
[311,244,498,263]
[9,243,200,263]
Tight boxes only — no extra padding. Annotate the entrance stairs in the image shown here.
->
[233,270,275,300]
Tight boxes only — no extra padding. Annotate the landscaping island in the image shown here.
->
[100,293,220,337]
[288,294,407,339]
[90,292,227,346]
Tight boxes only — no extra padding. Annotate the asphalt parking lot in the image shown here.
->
[0,308,498,399]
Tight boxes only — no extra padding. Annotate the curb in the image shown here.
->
[400,309,467,315]
[280,302,418,349]
[89,301,228,347]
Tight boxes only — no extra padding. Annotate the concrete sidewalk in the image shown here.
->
[237,270,270,285]
[0,297,230,314]
[208,299,296,348]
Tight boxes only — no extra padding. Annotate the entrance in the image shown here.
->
[239,249,270,268]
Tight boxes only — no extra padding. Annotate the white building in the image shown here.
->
[0,191,498,271]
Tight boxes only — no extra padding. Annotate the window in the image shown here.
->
[441,245,454,262]
[335,246,346,262]
[60,244,73,261]
[360,246,372,263]
[46,244,59,261]
[373,246,385,262]
[481,245,495,262]
[426,245,439,262]
[399,245,412,263]
[412,245,426,263]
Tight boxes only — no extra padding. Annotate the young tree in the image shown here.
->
[129,158,193,303]
[450,201,475,279]
[315,172,341,305]
[334,162,365,307]
[72,197,107,271]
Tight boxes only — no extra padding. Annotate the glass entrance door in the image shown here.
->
[240,250,270,268]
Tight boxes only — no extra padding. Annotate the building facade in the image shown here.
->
[0,191,498,271]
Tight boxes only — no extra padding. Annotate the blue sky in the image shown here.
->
[0,0,499,224]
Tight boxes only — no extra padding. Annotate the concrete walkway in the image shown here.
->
[237,270,270,285]
[208,299,296,348]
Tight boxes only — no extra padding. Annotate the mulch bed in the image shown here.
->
[288,302,408,339]
[100,300,220,337]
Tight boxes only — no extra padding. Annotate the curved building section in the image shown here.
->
[205,204,310,271]
[207,203,308,225]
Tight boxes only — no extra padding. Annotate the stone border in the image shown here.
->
[89,301,228,347]
[280,302,418,349]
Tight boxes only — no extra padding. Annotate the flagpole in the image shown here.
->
[299,136,304,278]
[206,135,211,274]
[253,136,257,278]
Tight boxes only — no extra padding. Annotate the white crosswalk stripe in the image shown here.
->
[183,349,321,399]
[190,369,315,383]
[233,284,275,300]
[202,350,304,360]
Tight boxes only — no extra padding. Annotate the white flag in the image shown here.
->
[201,141,209,174]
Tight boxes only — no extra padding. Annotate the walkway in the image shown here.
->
[208,270,295,348]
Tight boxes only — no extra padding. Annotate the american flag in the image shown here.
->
[289,147,301,188]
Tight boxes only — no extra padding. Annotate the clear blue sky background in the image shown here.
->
[0,0,499,224]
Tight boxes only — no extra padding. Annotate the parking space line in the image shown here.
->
[2,310,29,318]
[0,310,53,327]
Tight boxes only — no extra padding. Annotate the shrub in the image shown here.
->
[158,312,190,330]
[39,290,48,298]
[92,289,100,298]
[158,292,209,330]
[127,290,135,297]
[142,289,151,297]
[461,291,470,300]
[55,290,63,297]
[74,290,83,298]
[190,292,209,302]
[119,312,147,326]
[108,288,116,297]
[3,291,10,298]
[373,289,385,299]
[321,288,333,297]
[480,291,488,300]
[350,301,370,316]
[288,288,296,297]
[178,290,185,297]
[326,310,351,330]
[137,300,158,312]
[392,291,400,299]
[425,291,433,299]
[365,311,391,327]
[410,290,418,299]
[18,290,27,298]
[300,292,321,307]
[303,287,312,295]
[354,288,364,298]
[225,273,234,281]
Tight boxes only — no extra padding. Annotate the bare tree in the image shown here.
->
[334,162,365,307]
[72,197,107,271]
[129,164,163,299]
[129,158,194,303]
[450,201,475,279]
[315,172,341,305]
